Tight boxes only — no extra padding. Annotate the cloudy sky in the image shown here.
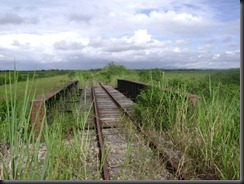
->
[0,0,240,70]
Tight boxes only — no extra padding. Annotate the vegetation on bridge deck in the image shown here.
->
[0,63,240,180]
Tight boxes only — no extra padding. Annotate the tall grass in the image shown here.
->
[0,71,98,180]
[134,75,240,179]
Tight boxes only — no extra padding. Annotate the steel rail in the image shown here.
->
[99,83,185,180]
[91,87,110,180]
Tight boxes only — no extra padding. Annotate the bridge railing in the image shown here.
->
[117,79,201,105]
[117,79,149,101]
[30,80,78,132]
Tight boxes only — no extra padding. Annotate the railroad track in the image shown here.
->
[83,83,185,180]
[1,80,192,180]
[92,84,136,179]
[30,81,186,180]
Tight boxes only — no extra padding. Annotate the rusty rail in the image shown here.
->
[30,80,78,132]
[117,79,201,105]
[91,87,110,180]
[100,83,186,179]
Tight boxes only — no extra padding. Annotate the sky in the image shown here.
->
[0,0,240,70]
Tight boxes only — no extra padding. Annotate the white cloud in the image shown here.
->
[149,10,202,25]
[53,40,84,50]
[0,0,240,70]
[130,29,152,44]
[212,53,220,60]
[87,29,174,54]
[175,40,189,45]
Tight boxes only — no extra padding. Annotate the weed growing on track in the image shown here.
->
[112,115,174,180]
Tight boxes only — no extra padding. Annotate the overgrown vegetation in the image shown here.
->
[0,71,98,179]
[0,63,240,180]
[134,68,240,180]
[70,62,139,88]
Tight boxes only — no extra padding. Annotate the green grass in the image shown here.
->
[162,70,215,81]
[0,75,71,103]
[0,72,99,180]
[134,71,240,180]
[0,64,240,180]
[0,70,72,86]
[137,69,213,84]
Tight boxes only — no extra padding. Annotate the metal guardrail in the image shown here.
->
[30,80,78,132]
[117,79,201,105]
[117,79,149,101]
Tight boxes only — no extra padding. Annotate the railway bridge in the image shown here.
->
[30,79,201,180]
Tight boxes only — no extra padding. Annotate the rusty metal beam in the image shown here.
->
[91,87,110,180]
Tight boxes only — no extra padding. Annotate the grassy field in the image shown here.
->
[0,74,71,103]
[0,64,240,180]
[137,69,214,83]
[0,70,71,86]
